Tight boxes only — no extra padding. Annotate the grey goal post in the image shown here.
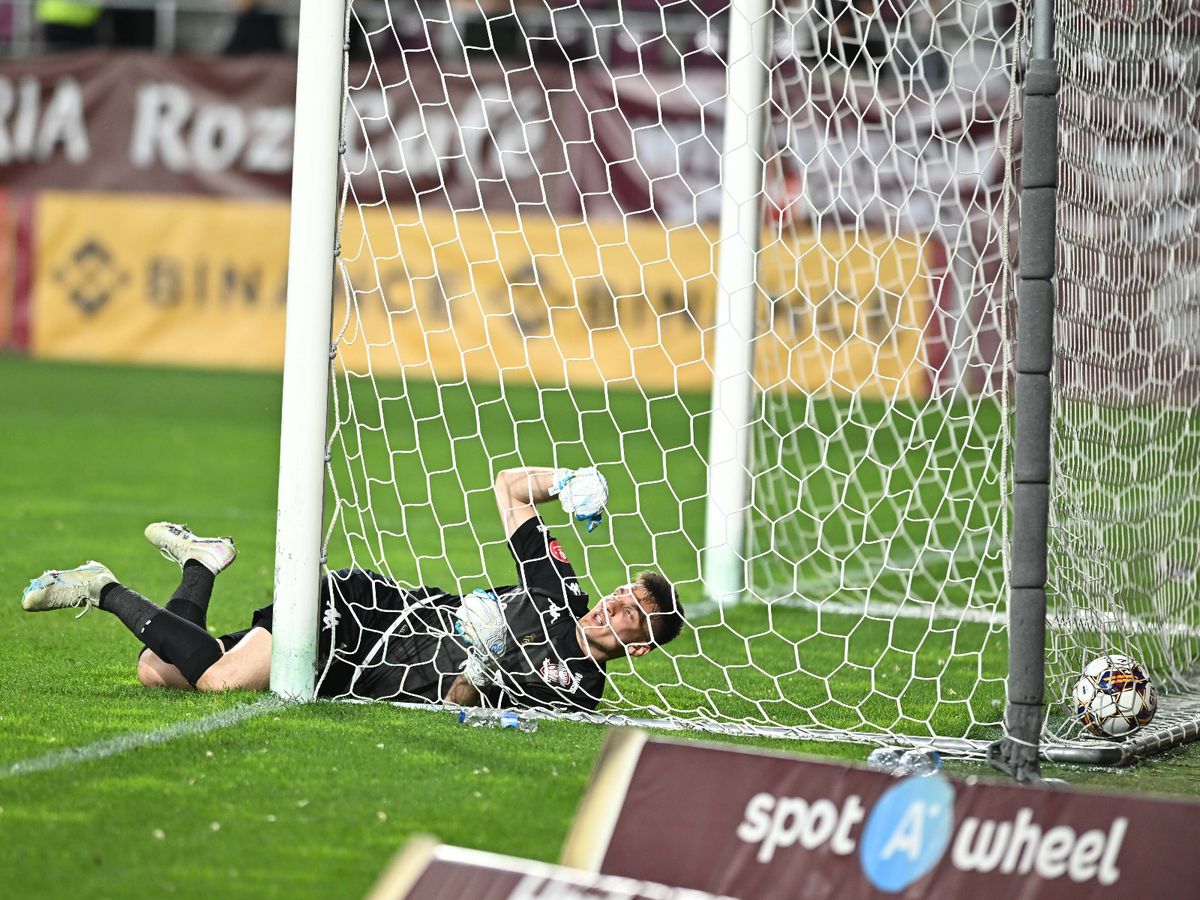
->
[986,0,1058,783]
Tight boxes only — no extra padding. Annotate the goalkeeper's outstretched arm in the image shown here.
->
[494,467,557,539]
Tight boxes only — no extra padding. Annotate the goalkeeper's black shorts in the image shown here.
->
[212,598,277,650]
[227,568,385,640]
[225,569,462,699]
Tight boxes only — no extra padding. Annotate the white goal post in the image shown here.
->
[271,0,347,700]
[271,0,1200,769]
[702,0,771,606]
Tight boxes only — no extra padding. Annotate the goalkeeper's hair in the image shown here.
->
[636,570,684,647]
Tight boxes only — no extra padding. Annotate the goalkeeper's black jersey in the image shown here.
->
[481,516,606,711]
[310,517,605,710]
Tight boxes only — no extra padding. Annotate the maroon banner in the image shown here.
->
[0,51,586,213]
[0,51,294,199]
[368,837,732,900]
[563,732,1199,899]
[0,50,1010,230]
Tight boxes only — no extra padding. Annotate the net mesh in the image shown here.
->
[1044,0,1200,744]
[323,0,1023,745]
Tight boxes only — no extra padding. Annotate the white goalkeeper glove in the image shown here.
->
[550,466,608,533]
[454,588,508,657]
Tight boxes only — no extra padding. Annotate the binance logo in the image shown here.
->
[53,239,129,315]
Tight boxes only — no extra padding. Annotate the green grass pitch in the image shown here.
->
[2,355,1199,899]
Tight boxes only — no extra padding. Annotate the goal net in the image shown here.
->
[315,0,1184,753]
[1041,0,1200,755]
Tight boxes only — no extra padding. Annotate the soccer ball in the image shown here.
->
[1072,654,1158,738]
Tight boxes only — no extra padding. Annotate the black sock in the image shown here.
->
[165,560,216,628]
[100,583,223,687]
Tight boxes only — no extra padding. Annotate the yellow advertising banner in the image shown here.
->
[33,191,934,396]
[34,192,291,368]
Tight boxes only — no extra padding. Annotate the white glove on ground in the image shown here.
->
[454,589,507,656]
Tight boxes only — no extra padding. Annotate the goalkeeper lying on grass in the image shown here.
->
[20,466,684,712]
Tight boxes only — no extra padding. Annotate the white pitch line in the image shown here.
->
[2,696,285,780]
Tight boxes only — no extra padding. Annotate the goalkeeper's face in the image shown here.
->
[578,583,655,660]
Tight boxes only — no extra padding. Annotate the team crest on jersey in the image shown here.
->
[540,659,580,692]
[548,539,569,564]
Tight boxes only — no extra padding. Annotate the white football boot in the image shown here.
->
[22,561,116,612]
[144,522,237,575]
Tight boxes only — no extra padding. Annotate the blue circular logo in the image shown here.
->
[859,774,955,892]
